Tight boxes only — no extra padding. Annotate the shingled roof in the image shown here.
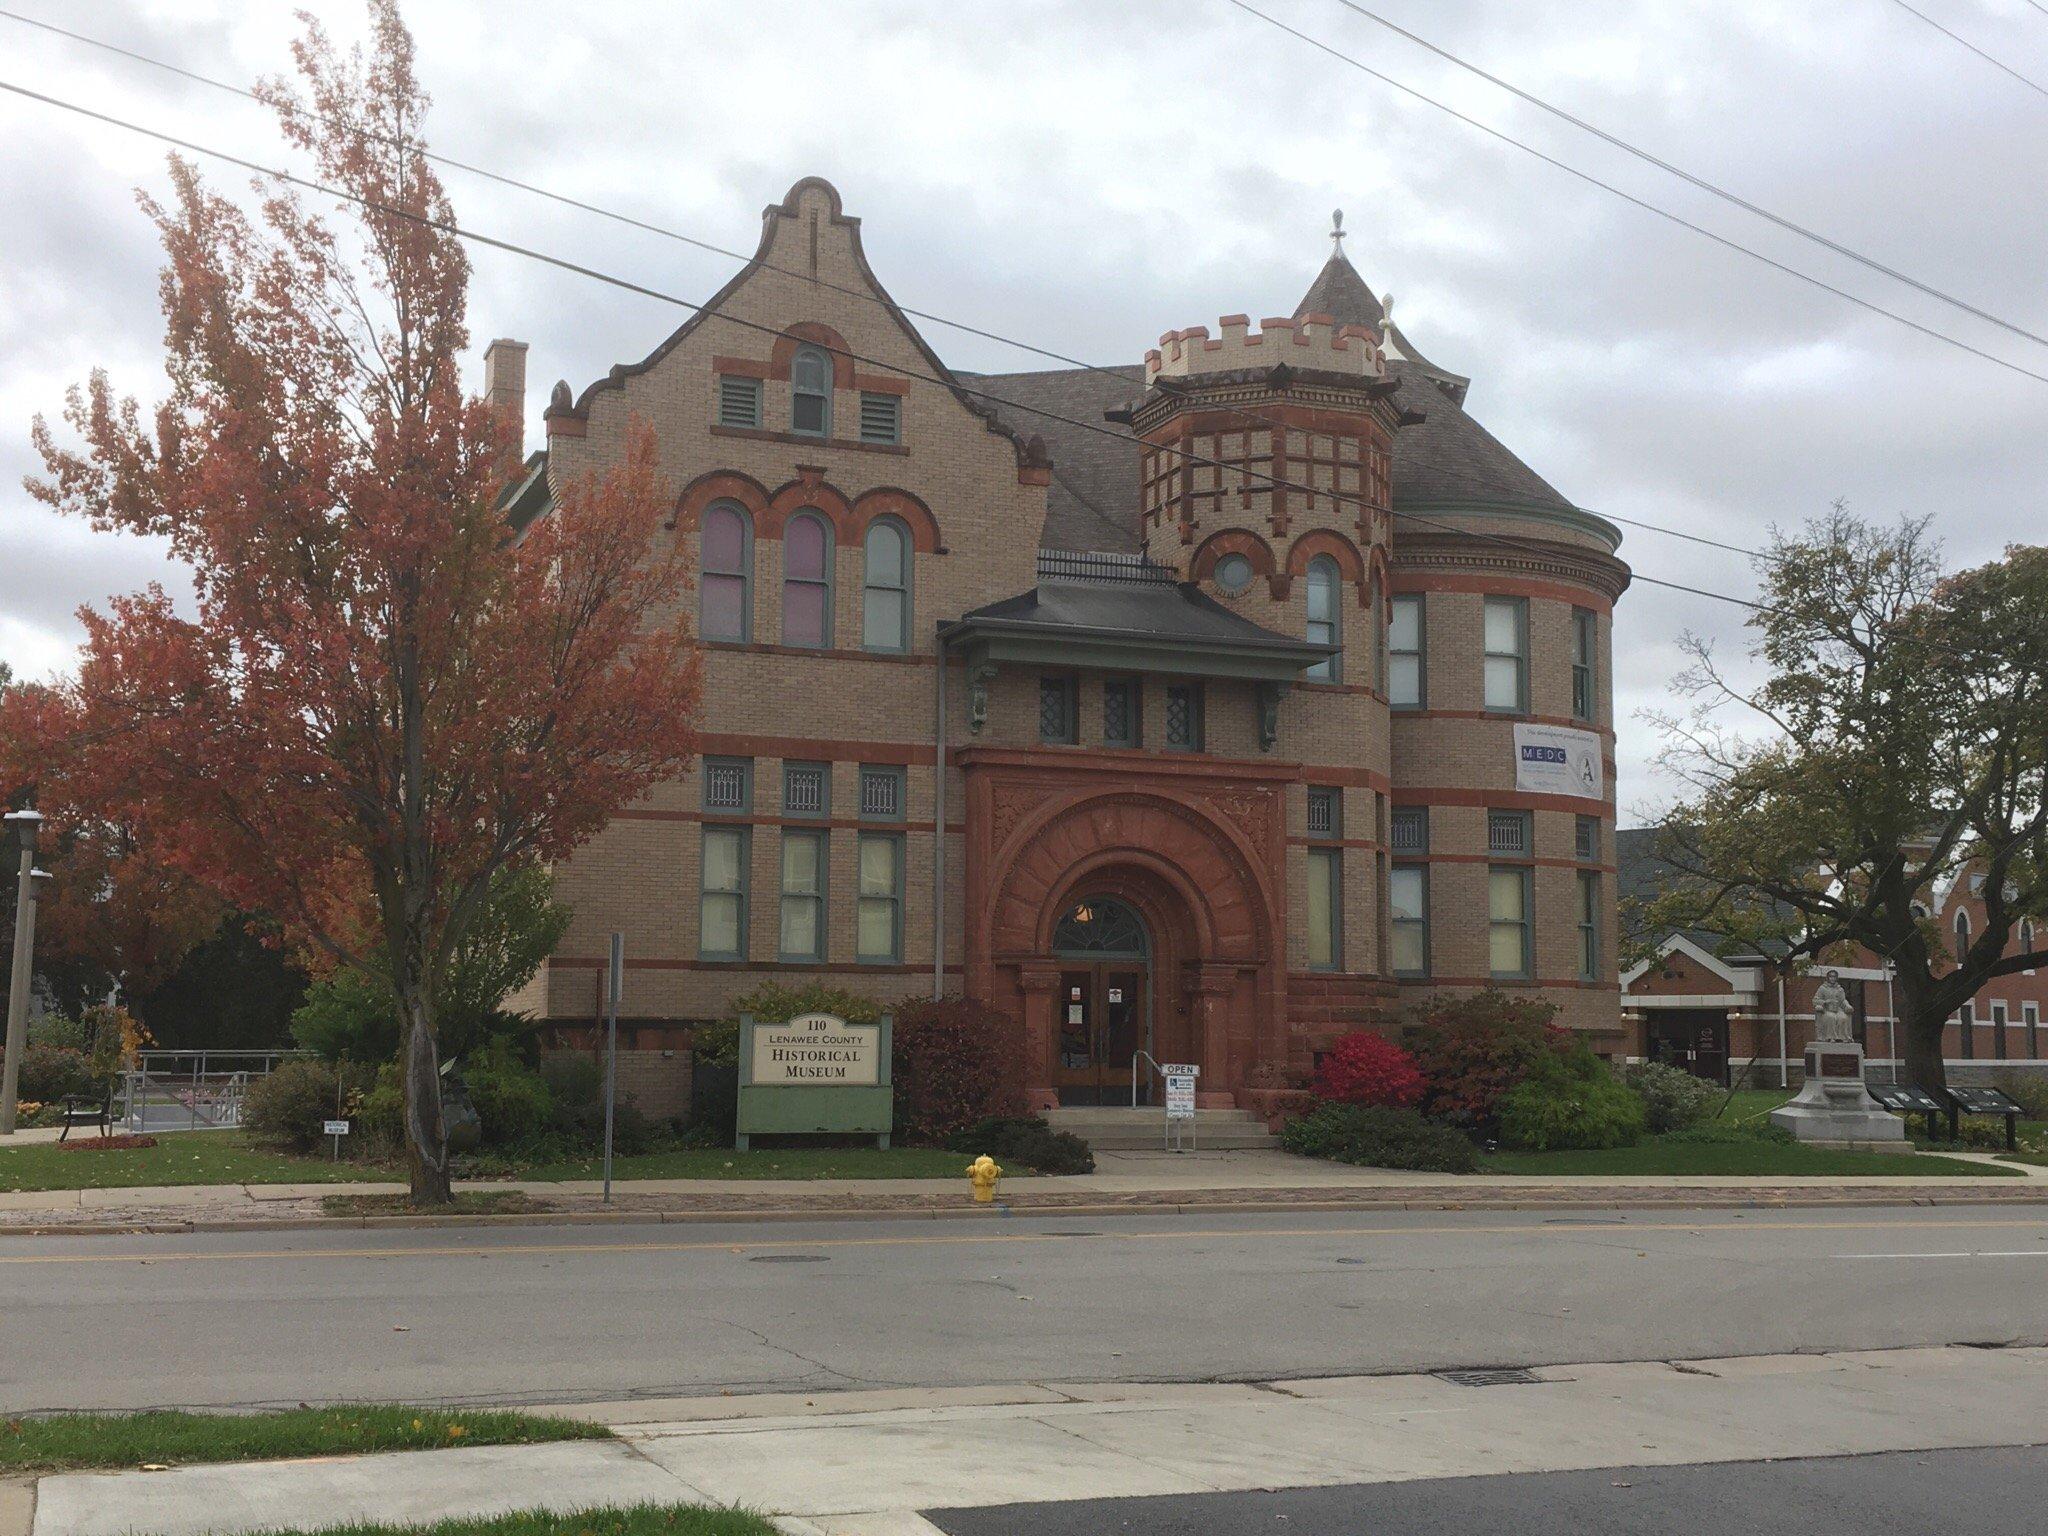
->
[964,358,1576,553]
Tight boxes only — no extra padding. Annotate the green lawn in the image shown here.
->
[1480,1141,2019,1177]
[0,1132,967,1193]
[229,1510,774,1536]
[0,1406,607,1475]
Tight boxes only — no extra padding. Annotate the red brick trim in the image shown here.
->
[1389,572,1615,612]
[710,355,773,379]
[675,469,772,531]
[769,322,858,388]
[1396,976,1624,994]
[1394,707,1616,741]
[553,956,963,975]
[849,486,943,553]
[765,471,854,538]
[702,639,936,665]
[1284,528,1367,598]
[615,809,966,836]
[1301,764,1394,791]
[1393,786,1612,816]
[1189,528,1276,589]
[698,732,936,765]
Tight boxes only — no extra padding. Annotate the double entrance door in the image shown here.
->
[1055,964,1150,1106]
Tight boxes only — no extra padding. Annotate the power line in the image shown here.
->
[0,72,1788,624]
[1224,0,2048,388]
[1886,0,2048,100]
[0,6,1791,573]
[1324,0,2048,351]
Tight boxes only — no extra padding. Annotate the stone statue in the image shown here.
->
[1812,970,1855,1043]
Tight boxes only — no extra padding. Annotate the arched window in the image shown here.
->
[1954,908,1971,959]
[1305,555,1340,681]
[782,511,833,648]
[700,501,751,643]
[861,517,911,653]
[791,346,832,437]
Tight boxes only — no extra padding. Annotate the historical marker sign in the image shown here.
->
[736,1011,893,1150]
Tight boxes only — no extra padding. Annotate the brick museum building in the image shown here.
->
[498,178,1630,1116]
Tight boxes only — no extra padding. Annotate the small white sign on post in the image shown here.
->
[323,1119,350,1137]
[1164,1068,1198,1121]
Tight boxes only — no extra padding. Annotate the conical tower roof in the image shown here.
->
[1294,249,1386,331]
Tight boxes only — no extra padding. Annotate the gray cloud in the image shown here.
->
[4,0,2045,816]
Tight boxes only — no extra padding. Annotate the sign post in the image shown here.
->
[735,1012,893,1150]
[1162,1062,1199,1152]
[603,932,622,1204]
[324,1119,350,1159]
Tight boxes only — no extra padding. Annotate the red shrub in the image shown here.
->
[1313,1031,1424,1108]
[1405,989,1569,1129]
[890,996,1027,1145]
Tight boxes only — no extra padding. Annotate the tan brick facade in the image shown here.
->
[514,178,1630,1113]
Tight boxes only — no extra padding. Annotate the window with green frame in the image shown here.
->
[1576,869,1599,981]
[779,829,827,962]
[699,825,749,960]
[1306,846,1342,970]
[1390,863,1428,977]
[1488,864,1532,979]
[856,832,903,962]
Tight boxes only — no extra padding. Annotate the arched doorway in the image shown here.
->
[1051,897,1152,1105]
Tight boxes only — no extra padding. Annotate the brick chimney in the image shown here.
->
[483,338,529,457]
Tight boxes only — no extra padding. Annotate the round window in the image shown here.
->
[1214,553,1254,595]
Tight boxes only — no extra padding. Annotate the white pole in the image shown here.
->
[1,811,46,1137]
[1886,966,1898,1084]
[603,932,622,1204]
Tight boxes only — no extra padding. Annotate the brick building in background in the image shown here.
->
[1619,827,2048,1086]
[498,178,1630,1118]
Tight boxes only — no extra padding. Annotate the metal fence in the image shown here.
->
[120,1050,307,1133]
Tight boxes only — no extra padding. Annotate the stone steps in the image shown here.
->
[1045,1106,1280,1151]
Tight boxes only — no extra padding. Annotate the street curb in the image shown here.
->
[3,1182,2045,1238]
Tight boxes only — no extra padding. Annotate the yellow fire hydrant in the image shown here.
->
[967,1153,1003,1204]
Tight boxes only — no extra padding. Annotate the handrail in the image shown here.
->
[1130,1049,1165,1109]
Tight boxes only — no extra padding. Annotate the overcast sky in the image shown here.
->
[3,0,2044,824]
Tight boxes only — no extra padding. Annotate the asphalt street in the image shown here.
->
[926,1445,2048,1535]
[3,1204,2046,1413]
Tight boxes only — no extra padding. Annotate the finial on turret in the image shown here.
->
[1380,291,1394,342]
[1330,208,1346,256]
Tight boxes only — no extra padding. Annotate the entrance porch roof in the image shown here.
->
[940,556,1335,683]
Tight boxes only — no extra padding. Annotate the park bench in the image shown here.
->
[57,1082,113,1141]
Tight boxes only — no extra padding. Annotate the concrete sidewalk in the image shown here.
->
[24,1345,2048,1536]
[3,1146,2045,1234]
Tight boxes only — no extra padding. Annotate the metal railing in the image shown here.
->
[121,1049,307,1133]
[1130,1049,1163,1109]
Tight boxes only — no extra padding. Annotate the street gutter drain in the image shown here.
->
[1436,1368,1542,1388]
[748,1254,829,1264]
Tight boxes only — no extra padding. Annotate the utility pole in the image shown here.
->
[1,810,47,1136]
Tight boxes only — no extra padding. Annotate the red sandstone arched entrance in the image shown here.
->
[960,756,1288,1111]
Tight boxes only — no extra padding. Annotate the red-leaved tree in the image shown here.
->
[13,2,700,1201]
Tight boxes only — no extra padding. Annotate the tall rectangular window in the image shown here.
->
[1038,676,1077,745]
[1992,1001,2010,1060]
[858,391,902,445]
[2025,1002,2040,1058]
[1489,866,1532,979]
[1102,677,1141,749]
[778,829,826,962]
[1484,596,1528,713]
[698,826,748,960]
[1307,847,1342,970]
[1571,607,1597,722]
[1390,864,1428,977]
[717,374,763,430]
[856,832,903,963]
[1165,683,1204,752]
[1388,594,1424,709]
[1577,870,1600,982]
[1960,1001,1975,1059]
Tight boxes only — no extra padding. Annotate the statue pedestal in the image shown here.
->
[1770,1041,1906,1146]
